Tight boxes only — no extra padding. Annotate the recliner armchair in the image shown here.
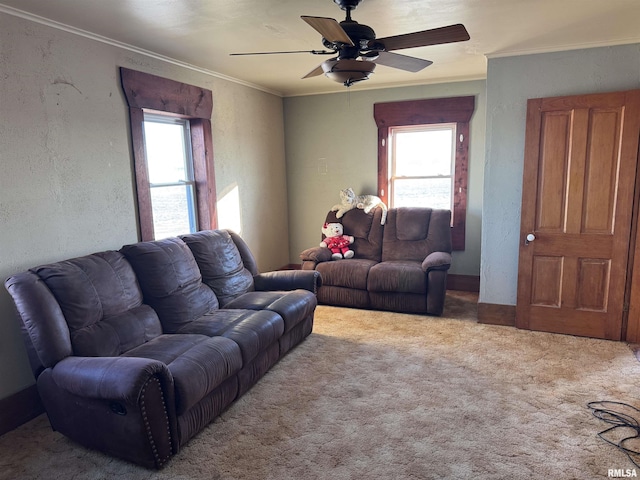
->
[301,207,452,315]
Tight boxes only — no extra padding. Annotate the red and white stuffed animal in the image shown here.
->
[320,222,355,260]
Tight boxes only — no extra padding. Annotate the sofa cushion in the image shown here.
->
[382,208,452,262]
[175,309,284,364]
[367,261,426,294]
[4,271,74,373]
[317,285,370,309]
[123,334,242,415]
[316,259,377,290]
[395,208,430,241]
[223,290,317,333]
[120,237,219,333]
[180,230,254,306]
[32,251,162,356]
[369,292,428,313]
[70,305,162,357]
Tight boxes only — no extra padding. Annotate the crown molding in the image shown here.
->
[0,4,283,97]
[486,38,640,60]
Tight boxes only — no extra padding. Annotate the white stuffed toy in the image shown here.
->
[320,222,355,260]
[331,187,388,225]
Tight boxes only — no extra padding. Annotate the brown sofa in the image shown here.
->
[300,207,452,315]
[4,229,319,468]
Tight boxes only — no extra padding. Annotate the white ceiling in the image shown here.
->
[2,0,640,97]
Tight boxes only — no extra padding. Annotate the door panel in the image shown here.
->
[530,256,563,307]
[517,90,640,340]
[536,112,571,232]
[582,109,621,234]
[576,258,610,311]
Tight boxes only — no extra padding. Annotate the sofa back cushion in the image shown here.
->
[5,271,73,375]
[324,208,384,262]
[382,208,452,262]
[32,251,162,357]
[180,230,255,307]
[121,237,219,332]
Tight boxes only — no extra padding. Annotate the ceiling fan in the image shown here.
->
[231,0,470,87]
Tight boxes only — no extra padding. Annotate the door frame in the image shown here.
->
[516,89,640,340]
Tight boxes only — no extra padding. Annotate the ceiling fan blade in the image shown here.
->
[372,51,433,72]
[302,63,326,79]
[301,16,354,46]
[374,24,470,51]
[230,49,334,56]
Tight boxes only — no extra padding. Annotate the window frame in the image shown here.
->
[388,122,457,211]
[374,96,475,251]
[143,113,198,237]
[120,67,217,241]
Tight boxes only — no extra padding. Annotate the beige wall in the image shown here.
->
[0,13,288,399]
[283,80,486,276]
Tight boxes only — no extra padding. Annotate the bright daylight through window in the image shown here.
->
[389,124,455,211]
[120,67,216,242]
[374,96,474,250]
[143,114,198,239]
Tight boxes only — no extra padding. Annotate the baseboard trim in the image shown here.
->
[0,384,43,436]
[446,274,480,292]
[477,302,516,326]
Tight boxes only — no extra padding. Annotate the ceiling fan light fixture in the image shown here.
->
[231,1,470,88]
[321,58,375,87]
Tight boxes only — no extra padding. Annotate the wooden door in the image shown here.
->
[516,90,640,340]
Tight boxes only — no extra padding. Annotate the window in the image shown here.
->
[143,114,197,239]
[120,67,217,241]
[389,123,456,210]
[374,96,475,250]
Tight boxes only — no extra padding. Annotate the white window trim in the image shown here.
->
[388,123,457,210]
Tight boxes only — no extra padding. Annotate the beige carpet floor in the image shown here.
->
[1,291,639,480]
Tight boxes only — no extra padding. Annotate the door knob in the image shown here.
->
[525,233,535,245]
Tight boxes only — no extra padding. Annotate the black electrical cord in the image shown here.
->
[588,400,640,469]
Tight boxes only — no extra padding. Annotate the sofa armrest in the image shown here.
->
[254,270,322,293]
[45,356,177,468]
[422,251,452,272]
[300,246,332,264]
[51,356,173,403]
